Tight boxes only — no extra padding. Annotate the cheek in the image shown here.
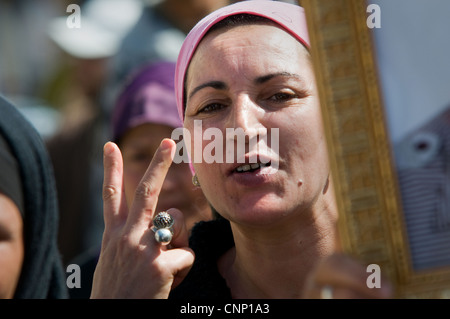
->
[0,240,23,298]
[279,106,329,173]
[186,122,226,181]
[193,161,220,186]
[185,123,220,168]
[176,164,198,194]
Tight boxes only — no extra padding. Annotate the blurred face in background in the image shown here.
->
[119,123,211,231]
[159,0,230,33]
[0,193,24,298]
[72,57,109,97]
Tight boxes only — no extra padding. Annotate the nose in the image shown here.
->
[226,96,263,144]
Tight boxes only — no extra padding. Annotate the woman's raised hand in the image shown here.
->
[90,139,194,298]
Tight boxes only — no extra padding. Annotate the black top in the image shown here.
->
[169,217,234,299]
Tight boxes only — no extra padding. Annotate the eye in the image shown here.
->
[132,153,150,162]
[198,102,226,114]
[269,92,298,102]
[126,151,152,164]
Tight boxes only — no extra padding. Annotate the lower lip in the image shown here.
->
[230,166,278,187]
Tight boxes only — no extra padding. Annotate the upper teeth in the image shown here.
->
[236,163,264,172]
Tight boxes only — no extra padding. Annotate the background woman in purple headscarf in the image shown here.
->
[91,1,393,299]
[69,61,212,298]
[111,61,211,233]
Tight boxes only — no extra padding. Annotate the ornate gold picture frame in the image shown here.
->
[301,0,450,298]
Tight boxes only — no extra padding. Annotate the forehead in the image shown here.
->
[186,23,310,82]
[199,22,304,56]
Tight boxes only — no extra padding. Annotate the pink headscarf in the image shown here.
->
[174,0,310,122]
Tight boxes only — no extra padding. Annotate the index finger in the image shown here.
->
[102,142,128,230]
[125,138,176,233]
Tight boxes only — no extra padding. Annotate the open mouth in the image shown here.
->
[234,162,271,173]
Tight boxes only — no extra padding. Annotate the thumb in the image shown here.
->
[164,248,195,289]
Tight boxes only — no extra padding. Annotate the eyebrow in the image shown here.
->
[188,81,228,100]
[254,72,302,84]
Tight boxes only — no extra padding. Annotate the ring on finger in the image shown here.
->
[151,211,174,245]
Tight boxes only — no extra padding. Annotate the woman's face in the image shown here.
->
[120,123,211,231]
[184,23,330,227]
[0,193,24,298]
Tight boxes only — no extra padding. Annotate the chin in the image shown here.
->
[224,195,293,227]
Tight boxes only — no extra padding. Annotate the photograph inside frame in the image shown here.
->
[369,0,450,272]
[301,0,450,297]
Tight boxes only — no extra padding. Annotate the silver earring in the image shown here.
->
[192,174,200,187]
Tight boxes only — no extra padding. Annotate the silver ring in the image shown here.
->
[152,212,174,245]
[320,285,333,299]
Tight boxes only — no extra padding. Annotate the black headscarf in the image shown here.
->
[0,95,68,298]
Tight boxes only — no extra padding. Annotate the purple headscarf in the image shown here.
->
[112,61,182,142]
[174,0,310,122]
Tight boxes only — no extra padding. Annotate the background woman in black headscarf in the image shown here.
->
[0,95,67,298]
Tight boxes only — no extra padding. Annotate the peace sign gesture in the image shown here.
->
[90,139,194,298]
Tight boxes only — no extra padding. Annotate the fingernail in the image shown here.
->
[103,142,114,155]
[160,139,174,153]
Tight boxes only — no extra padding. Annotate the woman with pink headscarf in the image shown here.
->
[91,1,393,299]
